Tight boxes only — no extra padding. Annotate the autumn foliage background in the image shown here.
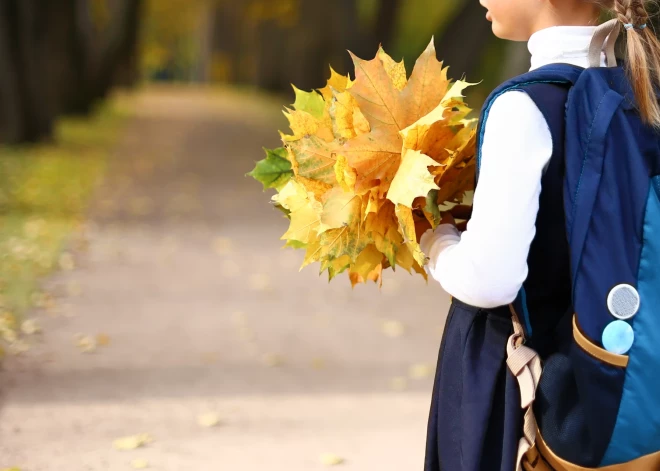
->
[0,0,538,337]
[0,1,553,468]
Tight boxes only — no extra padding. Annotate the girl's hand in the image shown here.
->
[438,205,473,227]
[439,212,456,226]
[450,204,473,221]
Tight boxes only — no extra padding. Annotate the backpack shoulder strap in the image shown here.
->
[476,64,583,178]
[475,65,583,471]
[521,83,571,155]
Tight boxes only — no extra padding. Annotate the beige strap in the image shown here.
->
[508,305,543,471]
[589,19,621,68]
[507,343,542,408]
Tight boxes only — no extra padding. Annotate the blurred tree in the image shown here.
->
[141,0,202,81]
[0,0,143,144]
[435,1,494,83]
[202,0,402,94]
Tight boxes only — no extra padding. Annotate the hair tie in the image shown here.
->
[623,22,647,31]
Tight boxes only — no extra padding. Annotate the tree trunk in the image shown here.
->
[374,0,401,51]
[210,2,244,83]
[16,0,57,142]
[332,0,373,75]
[0,1,24,143]
[81,0,143,110]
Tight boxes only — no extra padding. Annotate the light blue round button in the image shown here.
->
[602,320,635,355]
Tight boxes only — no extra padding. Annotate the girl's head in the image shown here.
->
[480,0,660,128]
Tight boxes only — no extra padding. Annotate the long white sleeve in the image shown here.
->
[422,90,553,308]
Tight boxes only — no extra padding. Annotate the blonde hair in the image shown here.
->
[594,1,660,128]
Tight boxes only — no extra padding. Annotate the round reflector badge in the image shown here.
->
[602,320,635,355]
[607,284,640,320]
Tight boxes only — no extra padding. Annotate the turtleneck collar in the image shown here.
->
[528,26,602,71]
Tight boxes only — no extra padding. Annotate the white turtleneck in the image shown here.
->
[422,26,603,308]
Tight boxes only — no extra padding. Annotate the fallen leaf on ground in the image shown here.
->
[311,357,326,370]
[1,328,17,343]
[390,377,409,391]
[381,320,405,338]
[113,433,152,451]
[96,333,111,346]
[8,340,30,356]
[249,273,271,291]
[66,281,82,297]
[197,412,222,428]
[59,252,75,271]
[201,352,219,364]
[74,334,97,353]
[263,353,285,367]
[409,363,433,380]
[131,459,149,469]
[319,453,346,466]
[212,237,232,255]
[22,319,42,336]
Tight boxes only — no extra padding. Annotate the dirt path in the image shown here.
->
[0,87,450,471]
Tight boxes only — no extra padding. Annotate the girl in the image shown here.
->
[420,1,660,470]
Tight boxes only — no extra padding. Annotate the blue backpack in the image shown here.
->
[476,20,660,469]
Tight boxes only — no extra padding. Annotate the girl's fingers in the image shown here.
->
[440,212,456,226]
[450,204,473,220]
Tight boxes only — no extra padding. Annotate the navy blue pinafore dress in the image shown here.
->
[424,78,575,471]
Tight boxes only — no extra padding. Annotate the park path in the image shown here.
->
[0,87,450,471]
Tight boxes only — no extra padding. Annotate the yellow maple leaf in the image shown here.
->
[321,254,352,280]
[281,108,333,142]
[350,244,384,283]
[318,66,351,102]
[365,187,385,216]
[296,175,333,202]
[287,135,337,184]
[318,187,363,233]
[342,40,462,197]
[394,204,426,267]
[273,180,323,244]
[328,89,370,140]
[365,200,401,267]
[401,80,473,134]
[378,47,407,91]
[342,126,402,196]
[387,149,440,208]
[317,197,371,262]
[333,155,357,193]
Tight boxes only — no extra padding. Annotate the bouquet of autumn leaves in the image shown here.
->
[249,40,477,286]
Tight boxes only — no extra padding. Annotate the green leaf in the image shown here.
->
[425,189,442,227]
[247,147,293,191]
[292,85,325,120]
[273,202,291,218]
[284,239,306,249]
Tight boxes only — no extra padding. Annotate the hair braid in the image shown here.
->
[600,0,660,128]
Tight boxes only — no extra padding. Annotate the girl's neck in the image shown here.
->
[528,4,600,39]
